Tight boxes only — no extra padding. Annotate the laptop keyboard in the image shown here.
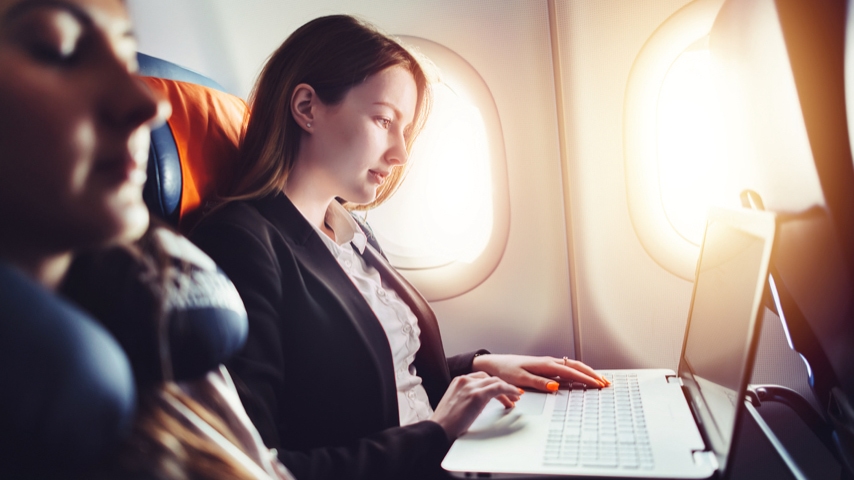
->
[544,373,654,470]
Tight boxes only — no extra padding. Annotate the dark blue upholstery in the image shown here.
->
[144,123,183,226]
[0,263,135,476]
[138,52,226,91]
[138,53,226,227]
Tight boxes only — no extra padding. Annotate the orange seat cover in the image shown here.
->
[141,76,248,232]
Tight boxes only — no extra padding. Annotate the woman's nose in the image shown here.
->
[100,65,165,132]
[386,131,409,166]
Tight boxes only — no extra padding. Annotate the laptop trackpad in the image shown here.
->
[515,391,547,415]
[463,393,547,439]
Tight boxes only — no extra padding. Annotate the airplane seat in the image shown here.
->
[772,2,854,473]
[0,263,136,477]
[711,0,854,474]
[137,53,248,232]
[130,53,252,397]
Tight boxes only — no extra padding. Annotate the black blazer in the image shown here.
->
[190,193,481,480]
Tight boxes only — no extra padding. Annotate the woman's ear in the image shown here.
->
[291,84,317,132]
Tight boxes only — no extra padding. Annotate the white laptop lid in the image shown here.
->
[677,206,776,477]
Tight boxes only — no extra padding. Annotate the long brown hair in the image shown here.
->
[225,15,432,210]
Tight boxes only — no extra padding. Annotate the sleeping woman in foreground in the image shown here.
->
[0,0,294,477]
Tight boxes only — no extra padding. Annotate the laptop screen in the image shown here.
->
[677,209,775,474]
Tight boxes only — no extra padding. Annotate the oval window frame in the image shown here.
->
[623,0,725,281]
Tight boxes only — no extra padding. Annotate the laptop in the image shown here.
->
[442,207,776,479]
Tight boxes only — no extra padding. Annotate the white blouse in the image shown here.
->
[309,201,434,426]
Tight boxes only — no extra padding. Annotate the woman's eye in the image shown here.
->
[9,10,84,66]
[377,117,391,129]
[27,41,77,64]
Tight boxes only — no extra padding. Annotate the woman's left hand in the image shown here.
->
[471,354,609,392]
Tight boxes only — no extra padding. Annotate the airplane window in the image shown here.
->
[368,82,492,268]
[624,0,726,281]
[366,36,509,301]
[656,36,728,247]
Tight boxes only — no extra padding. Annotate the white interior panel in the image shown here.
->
[554,1,696,369]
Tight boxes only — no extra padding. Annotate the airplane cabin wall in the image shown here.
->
[128,0,575,358]
[127,0,816,402]
[554,0,696,370]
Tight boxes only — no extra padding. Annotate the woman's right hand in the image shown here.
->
[429,372,523,440]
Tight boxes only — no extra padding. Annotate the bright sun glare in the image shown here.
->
[369,82,493,268]
[657,40,729,246]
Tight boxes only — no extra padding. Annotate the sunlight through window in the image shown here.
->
[362,36,509,300]
[369,82,493,268]
[657,38,728,246]
[623,0,726,281]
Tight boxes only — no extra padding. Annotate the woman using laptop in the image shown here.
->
[191,14,608,480]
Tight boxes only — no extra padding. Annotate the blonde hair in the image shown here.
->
[112,384,258,480]
[224,15,432,210]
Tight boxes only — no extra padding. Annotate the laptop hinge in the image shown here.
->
[692,450,719,470]
[666,375,683,386]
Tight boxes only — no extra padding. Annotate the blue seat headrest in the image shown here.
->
[137,53,226,91]
[0,263,135,476]
[138,53,226,227]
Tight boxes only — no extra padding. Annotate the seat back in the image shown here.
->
[138,53,248,232]
[711,0,854,473]
[770,0,854,436]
